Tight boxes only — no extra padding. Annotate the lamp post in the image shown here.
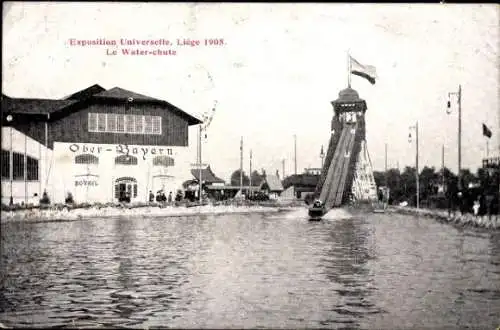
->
[6,115,13,205]
[409,121,419,209]
[294,134,297,175]
[447,84,462,189]
[320,145,325,170]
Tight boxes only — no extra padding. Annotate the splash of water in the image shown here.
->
[321,207,354,220]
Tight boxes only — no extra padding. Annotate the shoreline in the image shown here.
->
[387,206,500,230]
[0,203,301,224]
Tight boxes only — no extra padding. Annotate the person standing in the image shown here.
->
[473,198,480,217]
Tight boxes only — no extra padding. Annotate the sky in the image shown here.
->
[3,2,499,182]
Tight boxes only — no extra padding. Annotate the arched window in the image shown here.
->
[75,154,99,165]
[114,177,138,199]
[115,155,138,165]
[153,155,175,167]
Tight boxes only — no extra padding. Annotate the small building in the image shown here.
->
[2,84,202,205]
[185,165,225,200]
[282,168,320,200]
[259,174,284,199]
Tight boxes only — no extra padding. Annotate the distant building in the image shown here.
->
[282,168,320,200]
[2,84,201,205]
[259,174,284,199]
[184,165,226,200]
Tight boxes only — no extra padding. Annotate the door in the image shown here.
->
[115,177,138,202]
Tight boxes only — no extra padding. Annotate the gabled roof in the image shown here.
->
[64,84,106,100]
[3,85,203,125]
[261,174,284,192]
[93,87,202,125]
[94,87,158,101]
[1,96,78,115]
[191,166,225,184]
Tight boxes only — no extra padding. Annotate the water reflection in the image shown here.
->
[1,212,499,329]
[319,217,380,328]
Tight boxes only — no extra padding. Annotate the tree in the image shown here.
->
[386,168,402,203]
[373,171,385,188]
[400,166,417,206]
[250,170,264,186]
[230,170,250,186]
[419,166,439,201]
[460,168,477,188]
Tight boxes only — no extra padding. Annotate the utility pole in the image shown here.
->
[458,84,462,189]
[294,134,297,175]
[240,137,243,196]
[320,145,325,170]
[7,115,13,205]
[447,84,462,190]
[409,122,419,209]
[384,143,388,186]
[249,149,252,197]
[416,121,420,209]
[198,125,202,203]
[442,144,445,193]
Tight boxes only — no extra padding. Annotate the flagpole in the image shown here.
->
[347,50,351,88]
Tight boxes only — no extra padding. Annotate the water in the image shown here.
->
[1,209,499,329]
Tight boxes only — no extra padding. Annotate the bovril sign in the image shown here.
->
[68,143,173,160]
[74,175,99,187]
[75,179,99,187]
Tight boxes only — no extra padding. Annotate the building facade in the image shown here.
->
[2,85,201,205]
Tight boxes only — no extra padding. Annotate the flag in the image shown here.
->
[482,123,492,138]
[350,55,377,85]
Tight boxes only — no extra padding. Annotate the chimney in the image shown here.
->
[276,169,279,179]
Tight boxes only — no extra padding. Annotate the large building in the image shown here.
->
[1,84,202,205]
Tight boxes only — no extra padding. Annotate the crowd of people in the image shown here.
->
[148,190,185,204]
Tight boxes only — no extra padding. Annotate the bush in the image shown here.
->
[65,192,75,205]
[40,190,51,205]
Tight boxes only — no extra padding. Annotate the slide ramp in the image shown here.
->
[319,123,359,211]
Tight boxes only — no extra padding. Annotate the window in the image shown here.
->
[2,152,39,181]
[1,150,9,179]
[88,113,98,132]
[27,156,38,181]
[107,114,117,132]
[88,113,162,135]
[153,156,175,167]
[75,154,99,164]
[152,117,161,134]
[117,115,125,132]
[144,116,153,134]
[134,115,143,133]
[115,155,138,165]
[97,113,106,132]
[125,115,134,133]
[13,153,24,180]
